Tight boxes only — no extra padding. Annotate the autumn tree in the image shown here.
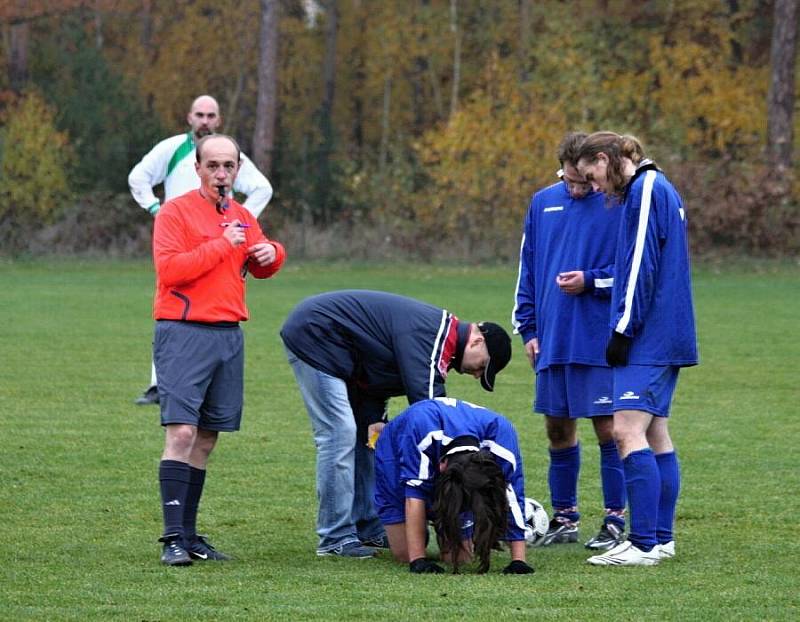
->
[767,0,798,180]
[252,0,279,174]
[0,89,72,252]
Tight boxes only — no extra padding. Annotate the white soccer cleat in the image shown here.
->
[586,540,661,566]
[656,541,675,560]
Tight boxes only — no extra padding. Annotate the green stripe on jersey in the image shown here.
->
[166,133,195,177]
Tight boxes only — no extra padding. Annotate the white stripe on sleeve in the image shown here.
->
[507,484,526,530]
[615,170,656,335]
[427,311,449,398]
[511,233,526,334]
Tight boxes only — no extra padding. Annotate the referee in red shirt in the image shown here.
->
[151,134,285,565]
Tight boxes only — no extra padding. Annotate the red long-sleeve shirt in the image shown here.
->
[152,190,285,322]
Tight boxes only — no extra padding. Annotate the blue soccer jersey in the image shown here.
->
[612,164,698,366]
[377,398,527,541]
[512,181,621,372]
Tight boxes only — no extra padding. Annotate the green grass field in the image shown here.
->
[1,259,798,621]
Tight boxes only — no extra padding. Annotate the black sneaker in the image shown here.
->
[360,534,390,548]
[187,535,232,561]
[538,519,579,546]
[159,534,192,566]
[316,542,376,558]
[585,522,626,550]
[135,386,159,406]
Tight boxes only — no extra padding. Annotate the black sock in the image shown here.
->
[182,466,207,542]
[159,460,190,539]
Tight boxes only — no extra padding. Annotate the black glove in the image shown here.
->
[409,558,445,574]
[605,332,632,366]
[503,560,535,574]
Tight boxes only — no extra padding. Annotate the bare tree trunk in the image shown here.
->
[449,0,461,118]
[140,0,152,48]
[426,55,444,120]
[379,74,391,174]
[321,0,337,123]
[252,0,280,174]
[351,0,366,164]
[8,20,28,92]
[315,0,338,222]
[767,0,798,180]
[94,0,103,49]
[518,0,531,81]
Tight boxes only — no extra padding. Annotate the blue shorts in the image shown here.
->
[534,364,613,418]
[153,321,244,431]
[612,365,680,417]
[374,432,406,525]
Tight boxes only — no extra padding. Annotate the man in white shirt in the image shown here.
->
[128,95,273,405]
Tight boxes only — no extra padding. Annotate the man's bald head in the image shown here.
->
[187,95,221,140]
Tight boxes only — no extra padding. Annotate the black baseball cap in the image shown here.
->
[477,322,512,392]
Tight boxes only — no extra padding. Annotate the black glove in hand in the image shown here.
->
[503,560,534,574]
[409,558,445,574]
[605,332,632,366]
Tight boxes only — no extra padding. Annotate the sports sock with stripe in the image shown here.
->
[655,451,680,544]
[549,443,581,523]
[182,466,207,542]
[159,460,190,539]
[622,448,659,551]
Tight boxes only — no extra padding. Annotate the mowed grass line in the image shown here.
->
[0,259,797,621]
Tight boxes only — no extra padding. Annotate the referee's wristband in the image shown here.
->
[148,202,160,216]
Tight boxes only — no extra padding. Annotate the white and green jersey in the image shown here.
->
[128,132,273,218]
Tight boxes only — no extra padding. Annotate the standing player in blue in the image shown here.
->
[281,290,512,559]
[575,132,698,566]
[374,397,534,574]
[512,132,627,551]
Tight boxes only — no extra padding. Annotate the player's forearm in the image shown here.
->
[509,539,527,562]
[405,498,428,561]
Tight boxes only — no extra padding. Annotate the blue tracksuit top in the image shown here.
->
[381,397,526,541]
[281,290,468,425]
[512,181,621,372]
[612,163,698,366]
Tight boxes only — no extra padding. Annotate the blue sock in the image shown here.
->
[599,440,626,528]
[622,449,659,551]
[182,466,206,542]
[655,451,681,544]
[549,444,580,523]
[159,460,190,538]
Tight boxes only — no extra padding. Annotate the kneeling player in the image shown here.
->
[373,397,534,574]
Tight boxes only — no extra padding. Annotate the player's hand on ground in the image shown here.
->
[409,558,445,574]
[524,338,539,369]
[222,220,246,247]
[605,331,632,366]
[556,271,585,295]
[248,242,276,266]
[503,560,534,574]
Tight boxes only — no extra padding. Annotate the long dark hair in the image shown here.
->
[432,450,508,574]
[576,131,647,196]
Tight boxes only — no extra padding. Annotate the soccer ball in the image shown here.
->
[523,497,549,547]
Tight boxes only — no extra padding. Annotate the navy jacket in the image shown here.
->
[281,290,469,427]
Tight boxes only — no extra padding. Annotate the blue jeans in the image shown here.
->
[285,349,384,552]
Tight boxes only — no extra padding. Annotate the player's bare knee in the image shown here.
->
[545,417,577,447]
[592,415,615,444]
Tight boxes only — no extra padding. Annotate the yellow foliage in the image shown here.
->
[0,90,72,223]
[643,36,767,154]
[416,57,570,252]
